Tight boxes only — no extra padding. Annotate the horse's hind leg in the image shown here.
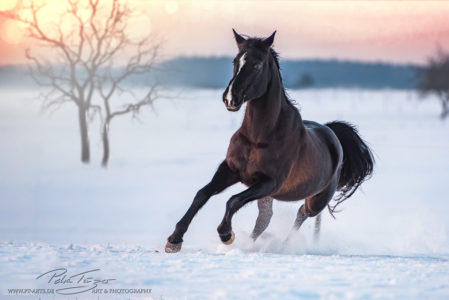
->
[314,213,321,242]
[288,177,337,241]
[250,197,273,241]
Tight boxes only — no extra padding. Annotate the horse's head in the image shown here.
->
[223,29,276,112]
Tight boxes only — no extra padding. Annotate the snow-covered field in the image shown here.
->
[0,88,448,299]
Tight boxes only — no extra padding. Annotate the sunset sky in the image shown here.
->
[1,0,449,65]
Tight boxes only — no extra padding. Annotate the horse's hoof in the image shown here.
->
[250,232,258,242]
[165,241,182,253]
[221,231,235,245]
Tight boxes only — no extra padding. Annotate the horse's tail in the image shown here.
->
[325,121,374,212]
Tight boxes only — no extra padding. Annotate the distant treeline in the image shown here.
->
[0,57,422,89]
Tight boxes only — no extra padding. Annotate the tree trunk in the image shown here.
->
[78,106,90,164]
[101,121,110,167]
[441,97,449,119]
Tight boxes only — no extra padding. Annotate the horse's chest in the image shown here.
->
[226,138,269,184]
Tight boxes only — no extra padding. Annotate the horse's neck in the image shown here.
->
[242,67,299,141]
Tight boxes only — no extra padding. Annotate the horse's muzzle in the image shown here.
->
[226,104,242,112]
[223,96,243,112]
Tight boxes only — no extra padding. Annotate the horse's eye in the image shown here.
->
[254,63,262,70]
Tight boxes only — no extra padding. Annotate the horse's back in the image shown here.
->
[304,120,341,150]
[303,120,321,129]
[304,120,343,168]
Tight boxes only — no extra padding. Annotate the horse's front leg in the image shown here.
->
[165,161,239,253]
[217,177,278,244]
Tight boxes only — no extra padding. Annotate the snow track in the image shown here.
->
[0,89,448,299]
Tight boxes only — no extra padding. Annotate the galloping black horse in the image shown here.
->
[166,30,374,253]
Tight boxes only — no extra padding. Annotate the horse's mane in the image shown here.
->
[269,48,297,108]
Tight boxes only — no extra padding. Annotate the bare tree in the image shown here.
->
[418,48,449,119]
[1,0,160,165]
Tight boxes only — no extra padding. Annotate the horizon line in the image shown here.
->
[0,55,425,68]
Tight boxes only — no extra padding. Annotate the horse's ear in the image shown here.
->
[263,31,276,48]
[233,29,246,50]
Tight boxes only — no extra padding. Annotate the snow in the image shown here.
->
[0,88,448,299]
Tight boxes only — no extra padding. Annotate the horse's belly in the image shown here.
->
[272,158,334,201]
[272,181,321,201]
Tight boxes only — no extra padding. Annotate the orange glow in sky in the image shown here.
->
[1,0,449,65]
[0,0,18,12]
[1,19,23,44]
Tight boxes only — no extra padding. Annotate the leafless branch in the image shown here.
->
[2,0,162,165]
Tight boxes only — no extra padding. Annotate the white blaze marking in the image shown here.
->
[225,52,246,106]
